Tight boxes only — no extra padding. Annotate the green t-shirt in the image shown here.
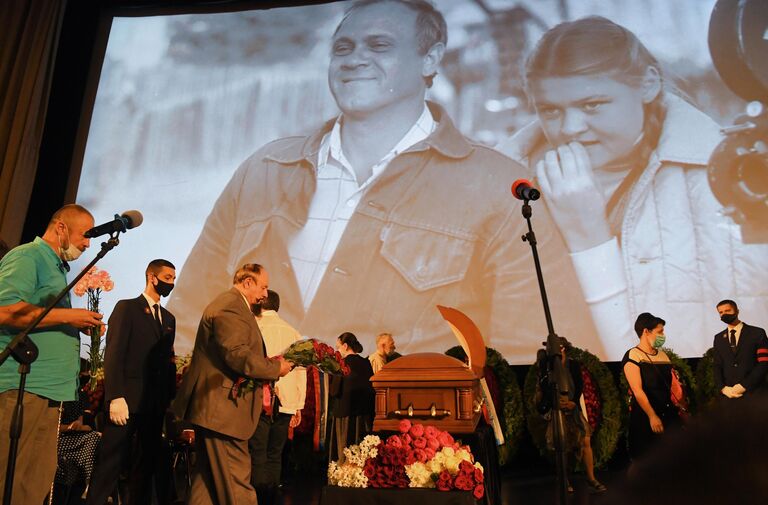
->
[0,237,80,401]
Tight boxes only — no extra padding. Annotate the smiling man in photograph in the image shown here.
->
[169,0,598,364]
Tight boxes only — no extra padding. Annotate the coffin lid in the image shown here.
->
[436,305,486,377]
[372,352,477,382]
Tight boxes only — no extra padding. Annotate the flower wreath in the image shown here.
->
[444,346,524,465]
[523,346,622,468]
[619,347,698,436]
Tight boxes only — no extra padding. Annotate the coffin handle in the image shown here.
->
[393,403,450,418]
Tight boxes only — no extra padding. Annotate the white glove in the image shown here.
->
[109,397,129,426]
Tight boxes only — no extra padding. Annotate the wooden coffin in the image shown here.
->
[371,305,488,433]
[371,352,483,433]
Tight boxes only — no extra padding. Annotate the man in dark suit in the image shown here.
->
[86,259,178,505]
[172,263,293,505]
[713,299,768,399]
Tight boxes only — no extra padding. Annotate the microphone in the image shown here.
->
[84,210,143,238]
[511,179,540,201]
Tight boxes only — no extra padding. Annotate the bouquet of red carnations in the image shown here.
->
[231,338,348,399]
[282,338,350,376]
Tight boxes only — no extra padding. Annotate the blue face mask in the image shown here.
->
[652,334,666,349]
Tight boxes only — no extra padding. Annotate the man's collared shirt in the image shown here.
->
[726,321,744,347]
[287,104,436,310]
[142,292,162,324]
[0,237,80,401]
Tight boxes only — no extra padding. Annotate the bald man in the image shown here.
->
[0,204,102,503]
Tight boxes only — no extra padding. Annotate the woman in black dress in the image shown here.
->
[328,332,375,463]
[622,312,680,461]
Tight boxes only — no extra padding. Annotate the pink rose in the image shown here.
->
[387,435,403,448]
[424,425,439,438]
[426,436,440,451]
[398,419,412,433]
[400,433,413,447]
[424,447,436,460]
[473,484,485,499]
[409,423,425,438]
[437,431,454,447]
[412,437,427,449]
[414,448,428,462]
[473,468,484,483]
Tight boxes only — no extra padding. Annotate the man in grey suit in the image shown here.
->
[173,263,293,505]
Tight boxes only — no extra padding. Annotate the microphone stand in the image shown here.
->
[0,234,121,505]
[520,199,570,504]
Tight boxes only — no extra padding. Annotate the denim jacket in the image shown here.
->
[168,103,600,362]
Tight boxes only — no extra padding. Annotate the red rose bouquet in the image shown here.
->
[282,338,350,375]
[231,338,348,398]
[328,420,484,499]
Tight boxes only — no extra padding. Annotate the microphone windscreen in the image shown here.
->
[511,178,533,198]
[122,210,143,229]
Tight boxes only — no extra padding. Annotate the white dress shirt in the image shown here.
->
[287,104,437,310]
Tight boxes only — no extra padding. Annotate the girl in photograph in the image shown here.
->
[498,15,768,358]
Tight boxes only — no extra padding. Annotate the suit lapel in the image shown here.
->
[733,325,751,357]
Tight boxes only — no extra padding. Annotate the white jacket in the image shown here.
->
[257,310,307,414]
[498,95,768,359]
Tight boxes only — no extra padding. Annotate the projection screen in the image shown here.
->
[74,0,768,364]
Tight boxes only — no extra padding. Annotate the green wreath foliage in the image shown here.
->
[694,348,719,411]
[444,346,524,465]
[522,346,623,469]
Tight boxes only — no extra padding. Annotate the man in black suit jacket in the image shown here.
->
[86,259,177,505]
[713,299,768,399]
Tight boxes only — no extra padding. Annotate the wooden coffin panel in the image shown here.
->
[371,353,482,433]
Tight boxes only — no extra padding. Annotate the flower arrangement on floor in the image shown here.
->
[231,338,349,398]
[73,266,114,388]
[327,420,485,500]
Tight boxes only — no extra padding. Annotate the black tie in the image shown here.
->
[729,329,737,350]
[153,304,162,331]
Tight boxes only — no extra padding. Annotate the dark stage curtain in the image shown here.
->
[0,0,67,246]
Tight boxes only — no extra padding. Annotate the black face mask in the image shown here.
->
[720,313,738,325]
[155,279,174,297]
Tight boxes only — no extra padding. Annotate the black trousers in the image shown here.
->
[85,410,170,505]
[248,412,292,489]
